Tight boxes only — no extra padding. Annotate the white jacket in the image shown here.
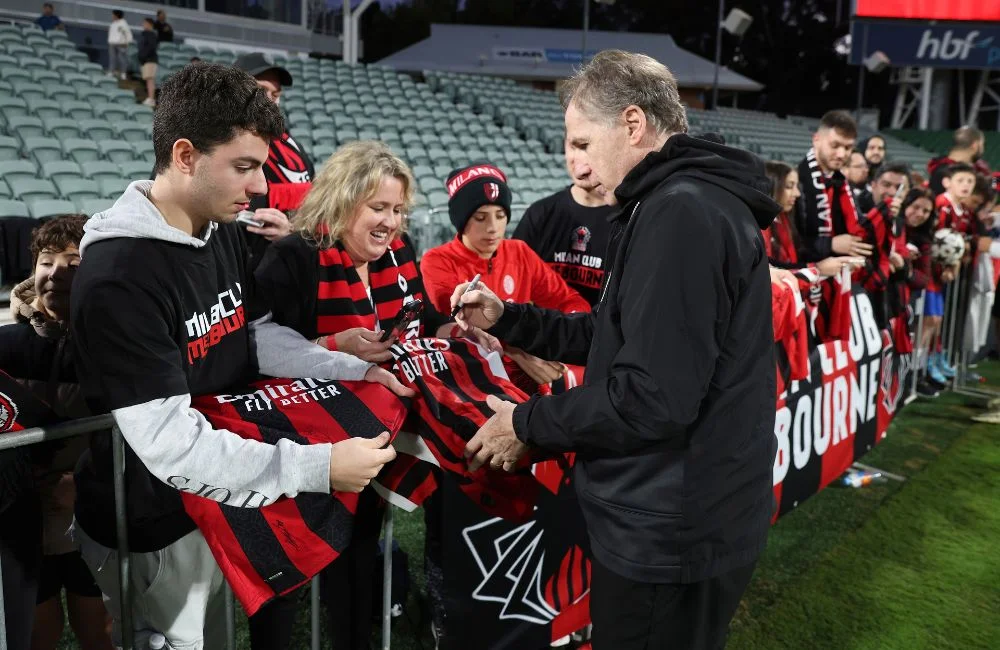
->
[108,18,132,46]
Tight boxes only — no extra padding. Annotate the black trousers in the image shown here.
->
[0,490,42,650]
[248,488,383,650]
[590,557,757,650]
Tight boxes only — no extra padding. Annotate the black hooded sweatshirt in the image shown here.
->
[490,134,780,584]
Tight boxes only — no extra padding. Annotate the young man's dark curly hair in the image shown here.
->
[30,214,87,265]
[152,61,285,174]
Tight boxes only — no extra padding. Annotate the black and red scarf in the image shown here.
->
[797,149,861,260]
[315,238,424,340]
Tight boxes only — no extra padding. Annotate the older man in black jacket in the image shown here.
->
[454,50,780,650]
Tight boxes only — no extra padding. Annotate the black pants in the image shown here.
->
[0,490,42,650]
[248,488,383,650]
[590,557,757,650]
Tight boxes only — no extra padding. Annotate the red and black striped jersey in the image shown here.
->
[0,369,56,511]
[185,377,408,616]
[264,132,314,187]
[386,338,540,522]
[772,278,810,384]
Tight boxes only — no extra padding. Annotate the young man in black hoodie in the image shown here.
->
[137,17,158,107]
[71,62,409,650]
[454,49,780,650]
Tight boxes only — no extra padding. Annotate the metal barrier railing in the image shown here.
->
[0,416,399,650]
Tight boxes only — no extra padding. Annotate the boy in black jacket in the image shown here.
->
[456,50,780,650]
[138,17,158,107]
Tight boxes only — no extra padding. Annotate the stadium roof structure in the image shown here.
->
[377,23,764,91]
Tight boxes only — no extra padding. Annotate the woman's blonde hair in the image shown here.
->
[294,140,415,249]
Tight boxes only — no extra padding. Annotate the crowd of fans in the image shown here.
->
[0,36,998,650]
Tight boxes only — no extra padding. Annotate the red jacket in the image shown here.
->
[420,237,590,316]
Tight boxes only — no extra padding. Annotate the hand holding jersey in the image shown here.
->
[464,394,528,473]
[328,432,396,492]
[320,326,398,362]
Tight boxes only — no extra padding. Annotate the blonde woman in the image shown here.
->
[252,140,495,650]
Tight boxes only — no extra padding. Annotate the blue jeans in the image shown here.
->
[109,45,128,76]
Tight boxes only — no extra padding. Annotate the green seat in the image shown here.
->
[25,98,62,120]
[60,101,93,121]
[44,85,77,104]
[116,123,150,144]
[15,55,46,71]
[0,96,28,119]
[24,137,65,165]
[125,104,154,125]
[78,119,115,141]
[41,160,83,183]
[99,140,135,164]
[8,116,45,143]
[0,160,38,184]
[0,199,28,217]
[73,199,115,217]
[29,198,77,219]
[92,102,128,122]
[43,117,80,141]
[131,141,154,162]
[54,177,100,201]
[118,161,152,181]
[81,160,123,183]
[12,179,57,203]
[99,177,130,199]
[10,79,44,102]
[62,138,100,165]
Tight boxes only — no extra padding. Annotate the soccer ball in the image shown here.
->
[931,228,965,266]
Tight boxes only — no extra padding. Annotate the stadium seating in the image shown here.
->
[0,17,944,256]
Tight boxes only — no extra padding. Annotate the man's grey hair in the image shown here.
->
[559,50,688,136]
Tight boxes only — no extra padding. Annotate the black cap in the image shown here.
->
[234,52,293,87]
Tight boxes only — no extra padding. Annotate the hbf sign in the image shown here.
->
[851,21,1000,69]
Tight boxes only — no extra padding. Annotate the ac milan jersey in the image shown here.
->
[385,338,540,522]
[0,369,57,511]
[264,132,314,187]
[185,377,408,616]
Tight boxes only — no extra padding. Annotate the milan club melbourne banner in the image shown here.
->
[436,457,591,649]
[435,285,913,649]
[772,286,912,519]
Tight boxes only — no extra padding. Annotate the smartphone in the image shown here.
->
[380,299,423,342]
[236,211,263,228]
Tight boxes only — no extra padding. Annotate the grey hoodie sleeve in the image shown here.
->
[113,395,332,505]
[249,313,374,380]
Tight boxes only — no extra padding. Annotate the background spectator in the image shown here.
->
[0,215,115,650]
[845,151,870,200]
[928,127,987,196]
[154,9,174,43]
[36,3,64,32]
[138,17,158,107]
[106,10,132,81]
[860,135,886,182]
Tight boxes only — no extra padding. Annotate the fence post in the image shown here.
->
[111,427,135,650]
[0,541,7,650]
[381,506,394,650]
[907,289,926,402]
[225,585,236,650]
[311,576,321,650]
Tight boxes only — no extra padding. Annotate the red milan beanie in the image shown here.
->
[445,162,512,233]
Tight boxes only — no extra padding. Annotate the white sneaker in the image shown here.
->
[142,97,155,107]
[971,410,1000,424]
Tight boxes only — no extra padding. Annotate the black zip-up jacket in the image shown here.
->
[490,134,780,584]
[137,30,158,64]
